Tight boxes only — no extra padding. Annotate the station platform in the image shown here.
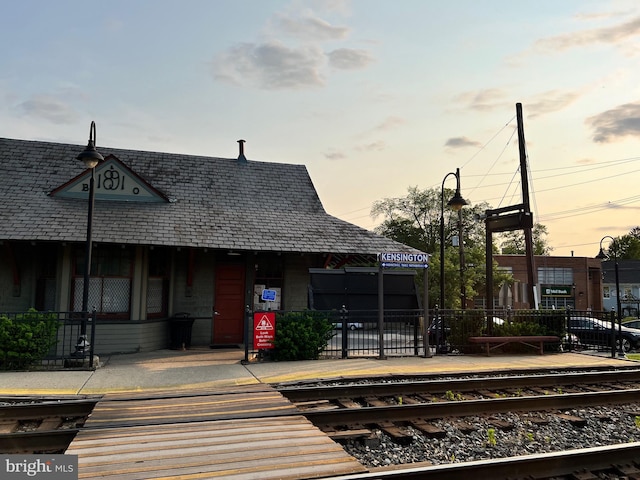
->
[0,348,634,396]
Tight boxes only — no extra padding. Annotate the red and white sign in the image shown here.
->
[253,312,276,349]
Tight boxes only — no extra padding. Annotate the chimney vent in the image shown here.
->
[237,139,247,163]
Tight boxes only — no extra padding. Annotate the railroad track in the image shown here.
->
[278,367,640,404]
[0,395,100,454]
[278,368,640,477]
[5,367,640,479]
[326,442,640,480]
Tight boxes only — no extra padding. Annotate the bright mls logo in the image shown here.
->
[2,455,77,479]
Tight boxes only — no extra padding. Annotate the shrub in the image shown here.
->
[0,309,59,370]
[449,309,485,346]
[271,311,334,361]
[494,318,544,336]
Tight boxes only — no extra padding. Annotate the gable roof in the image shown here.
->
[602,259,640,285]
[0,137,424,257]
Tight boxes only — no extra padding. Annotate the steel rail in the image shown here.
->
[302,388,640,425]
[0,429,79,454]
[0,398,99,421]
[279,368,640,401]
[326,442,640,480]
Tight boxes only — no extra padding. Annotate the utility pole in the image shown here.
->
[485,103,537,316]
[516,103,538,308]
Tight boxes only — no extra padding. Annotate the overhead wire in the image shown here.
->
[334,113,640,241]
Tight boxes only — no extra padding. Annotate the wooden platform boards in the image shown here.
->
[67,385,366,479]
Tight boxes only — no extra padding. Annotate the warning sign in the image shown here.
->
[253,312,276,349]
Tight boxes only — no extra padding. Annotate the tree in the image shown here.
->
[371,186,511,309]
[604,227,640,260]
[499,223,553,255]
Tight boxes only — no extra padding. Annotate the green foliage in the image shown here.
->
[499,223,553,255]
[449,309,486,347]
[370,185,514,308]
[486,428,497,446]
[0,309,59,370]
[605,227,640,260]
[271,311,335,361]
[494,318,545,336]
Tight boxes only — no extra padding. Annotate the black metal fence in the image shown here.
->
[314,307,630,359]
[0,310,96,370]
[322,308,423,358]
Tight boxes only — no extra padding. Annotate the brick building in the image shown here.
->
[492,254,603,311]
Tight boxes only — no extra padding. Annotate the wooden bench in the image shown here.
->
[468,336,560,356]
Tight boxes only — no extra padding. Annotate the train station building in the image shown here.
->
[0,136,423,354]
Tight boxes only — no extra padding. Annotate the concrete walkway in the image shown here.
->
[0,348,634,396]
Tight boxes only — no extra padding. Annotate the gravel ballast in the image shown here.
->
[341,404,640,467]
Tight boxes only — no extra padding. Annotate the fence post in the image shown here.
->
[564,307,573,352]
[413,311,419,356]
[89,308,97,368]
[244,305,251,364]
[434,306,441,355]
[610,308,616,358]
[340,305,348,359]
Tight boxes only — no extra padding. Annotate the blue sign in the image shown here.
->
[261,289,277,302]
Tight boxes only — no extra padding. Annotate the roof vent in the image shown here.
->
[237,139,247,163]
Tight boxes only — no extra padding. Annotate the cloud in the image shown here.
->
[270,12,349,41]
[445,136,482,149]
[17,95,78,124]
[328,48,374,70]
[212,41,326,90]
[454,87,582,118]
[534,14,640,53]
[356,140,386,152]
[587,101,640,143]
[372,116,405,132]
[323,150,346,160]
[453,88,510,111]
[526,90,582,117]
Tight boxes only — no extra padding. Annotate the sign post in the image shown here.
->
[377,252,430,358]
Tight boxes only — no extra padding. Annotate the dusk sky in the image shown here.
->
[2,0,639,257]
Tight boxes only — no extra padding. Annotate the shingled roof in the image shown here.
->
[0,137,424,257]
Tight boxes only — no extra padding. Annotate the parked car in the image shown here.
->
[623,319,640,330]
[568,316,640,352]
[333,322,363,331]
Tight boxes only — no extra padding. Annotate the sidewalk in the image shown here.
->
[0,348,634,396]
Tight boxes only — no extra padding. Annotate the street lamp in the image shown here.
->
[596,236,623,357]
[439,168,467,311]
[75,121,103,355]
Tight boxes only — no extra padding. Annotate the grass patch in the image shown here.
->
[626,353,640,361]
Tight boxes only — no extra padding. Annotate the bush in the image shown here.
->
[270,311,334,361]
[0,309,59,370]
[449,309,486,349]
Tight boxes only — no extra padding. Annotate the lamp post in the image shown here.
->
[439,168,467,311]
[596,236,623,357]
[75,121,103,355]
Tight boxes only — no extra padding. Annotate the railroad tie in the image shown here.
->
[375,421,413,445]
[555,413,587,427]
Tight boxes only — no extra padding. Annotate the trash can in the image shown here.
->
[168,313,194,350]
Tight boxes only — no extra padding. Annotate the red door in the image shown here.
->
[213,263,246,345]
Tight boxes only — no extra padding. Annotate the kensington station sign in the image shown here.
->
[378,252,429,269]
